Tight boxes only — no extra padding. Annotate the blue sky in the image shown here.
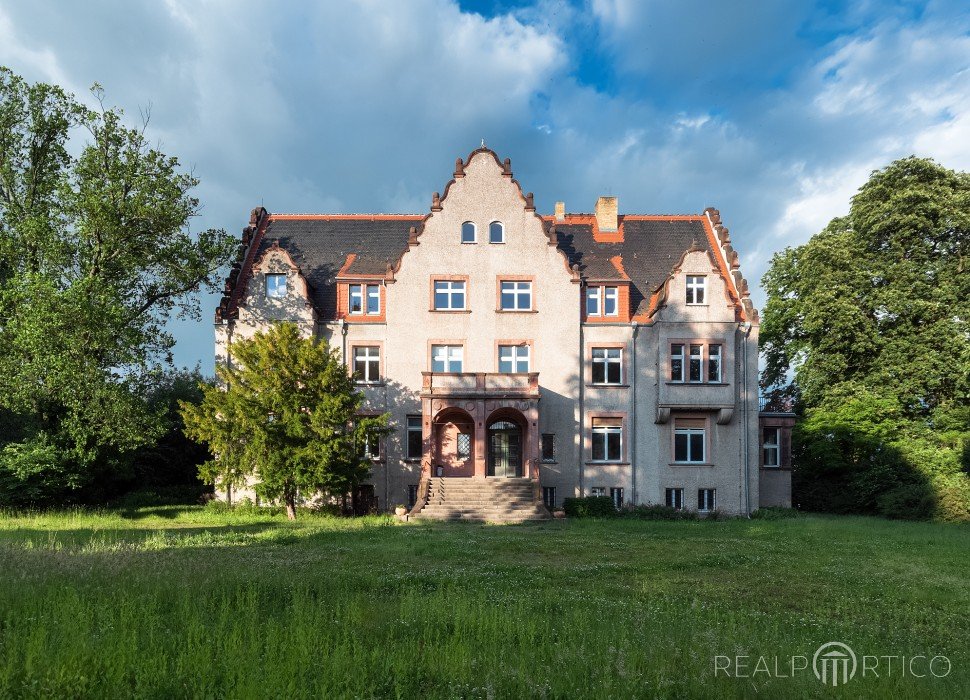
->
[1,0,967,373]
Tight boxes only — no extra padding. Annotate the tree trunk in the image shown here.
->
[226,482,233,507]
[285,493,297,521]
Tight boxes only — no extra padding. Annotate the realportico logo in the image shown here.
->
[714,641,952,686]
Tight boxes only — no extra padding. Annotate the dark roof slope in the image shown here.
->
[552,217,714,316]
[257,216,418,317]
[238,213,721,320]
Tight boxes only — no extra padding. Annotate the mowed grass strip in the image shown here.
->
[0,507,966,699]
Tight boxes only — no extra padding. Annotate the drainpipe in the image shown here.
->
[578,289,586,497]
[339,318,348,367]
[740,321,753,516]
[630,322,639,504]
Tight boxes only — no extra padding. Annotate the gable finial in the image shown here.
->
[481,138,486,148]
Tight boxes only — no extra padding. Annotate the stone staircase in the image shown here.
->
[412,477,551,523]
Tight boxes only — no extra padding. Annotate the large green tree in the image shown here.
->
[180,323,389,520]
[761,156,970,520]
[0,67,235,503]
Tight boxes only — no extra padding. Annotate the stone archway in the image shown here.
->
[485,409,526,478]
[431,407,475,477]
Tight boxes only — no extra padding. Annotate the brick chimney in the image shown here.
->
[554,201,565,221]
[595,196,617,231]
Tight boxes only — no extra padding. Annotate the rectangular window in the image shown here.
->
[689,344,703,382]
[348,284,380,315]
[610,487,624,509]
[407,484,418,509]
[498,344,530,373]
[763,427,780,467]
[671,344,685,382]
[541,433,555,462]
[665,488,684,510]
[500,281,532,310]
[708,344,722,382]
[686,275,706,305]
[586,286,601,316]
[591,486,606,497]
[591,417,622,462]
[542,486,557,509]
[457,432,471,460]
[265,274,287,298]
[431,344,463,372]
[603,287,619,316]
[406,415,423,460]
[674,425,706,463]
[698,488,716,511]
[433,280,466,310]
[362,430,380,459]
[353,346,380,383]
[591,347,622,384]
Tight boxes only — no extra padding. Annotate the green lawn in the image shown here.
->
[0,508,966,699]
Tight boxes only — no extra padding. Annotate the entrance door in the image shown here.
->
[487,420,522,477]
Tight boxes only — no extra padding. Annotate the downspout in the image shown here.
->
[741,321,753,516]
[339,318,348,367]
[578,287,586,497]
[630,321,639,504]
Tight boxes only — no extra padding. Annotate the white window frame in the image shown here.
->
[590,486,606,497]
[542,486,556,509]
[708,344,722,383]
[688,344,704,383]
[498,344,530,373]
[500,281,532,311]
[686,275,706,305]
[349,283,380,315]
[406,415,423,460]
[763,427,781,467]
[586,286,602,316]
[698,488,716,512]
[591,347,622,385]
[610,487,624,509]
[674,427,706,463]
[431,344,463,373]
[353,346,380,384]
[265,274,287,298]
[591,419,622,462]
[665,488,684,510]
[461,221,477,244]
[489,221,505,244]
[671,344,685,382]
[603,286,619,316]
[433,280,466,310]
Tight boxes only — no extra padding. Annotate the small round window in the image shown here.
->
[489,221,505,244]
[461,221,476,243]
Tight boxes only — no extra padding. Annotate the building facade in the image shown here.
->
[215,148,792,517]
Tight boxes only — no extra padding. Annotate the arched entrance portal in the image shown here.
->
[432,408,475,478]
[487,418,523,478]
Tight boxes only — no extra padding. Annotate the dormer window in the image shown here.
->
[349,284,380,315]
[461,221,477,243]
[586,285,618,317]
[686,275,706,305]
[265,274,287,298]
[489,221,505,244]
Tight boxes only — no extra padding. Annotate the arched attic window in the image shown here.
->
[461,221,477,243]
[489,221,505,244]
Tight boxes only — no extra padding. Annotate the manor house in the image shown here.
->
[214,148,793,520]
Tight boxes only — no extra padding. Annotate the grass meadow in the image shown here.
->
[0,507,966,699]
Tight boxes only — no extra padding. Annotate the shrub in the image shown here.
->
[876,483,937,520]
[562,496,617,518]
[618,504,697,521]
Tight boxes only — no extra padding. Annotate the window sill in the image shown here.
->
[404,458,422,463]
[541,459,558,465]
[355,382,386,388]
[587,383,630,388]
[666,381,729,386]
[669,462,714,467]
[429,309,472,313]
[585,461,631,466]
[496,309,538,314]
